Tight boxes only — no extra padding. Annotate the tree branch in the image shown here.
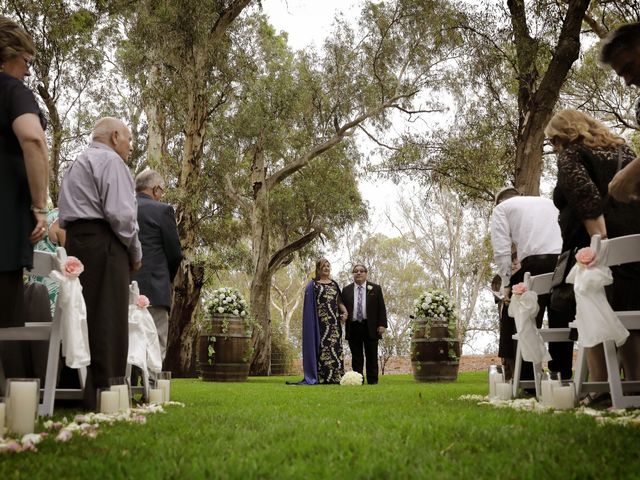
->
[268,229,323,274]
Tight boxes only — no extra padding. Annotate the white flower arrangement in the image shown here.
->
[367,285,373,291]
[340,371,364,386]
[207,287,249,317]
[413,288,457,325]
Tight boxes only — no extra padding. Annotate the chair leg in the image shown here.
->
[533,362,543,401]
[604,340,625,409]
[513,340,522,398]
[574,344,588,399]
[40,313,63,417]
[0,359,6,396]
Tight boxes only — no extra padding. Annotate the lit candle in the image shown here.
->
[7,380,38,436]
[496,382,512,401]
[157,379,170,402]
[99,391,120,414]
[110,385,130,411]
[0,402,5,436]
[148,388,164,404]
[552,385,575,410]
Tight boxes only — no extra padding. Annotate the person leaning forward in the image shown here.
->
[599,23,640,202]
[58,117,141,410]
[490,187,573,382]
[342,264,388,385]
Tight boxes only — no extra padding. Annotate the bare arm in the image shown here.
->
[609,157,640,203]
[583,215,607,239]
[13,113,49,242]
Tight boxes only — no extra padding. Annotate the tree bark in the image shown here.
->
[508,0,591,194]
[164,260,205,376]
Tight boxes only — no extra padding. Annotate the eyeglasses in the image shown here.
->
[154,185,165,194]
[353,269,367,274]
[22,56,34,69]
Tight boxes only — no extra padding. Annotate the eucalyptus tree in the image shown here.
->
[387,188,494,346]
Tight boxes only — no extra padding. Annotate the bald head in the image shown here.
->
[92,117,132,162]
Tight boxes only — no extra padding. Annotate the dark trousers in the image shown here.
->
[348,321,379,384]
[510,254,574,380]
[66,220,129,410]
[0,269,25,327]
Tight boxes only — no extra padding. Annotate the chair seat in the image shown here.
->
[0,323,51,340]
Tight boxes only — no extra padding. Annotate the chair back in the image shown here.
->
[523,271,554,295]
[591,233,640,267]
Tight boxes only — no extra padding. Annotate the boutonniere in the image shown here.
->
[367,285,373,292]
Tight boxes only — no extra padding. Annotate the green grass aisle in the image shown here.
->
[3,372,640,479]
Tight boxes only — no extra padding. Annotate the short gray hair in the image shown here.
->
[135,169,164,192]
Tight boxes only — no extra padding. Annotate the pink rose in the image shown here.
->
[137,295,150,309]
[512,282,527,296]
[575,247,597,267]
[63,256,84,277]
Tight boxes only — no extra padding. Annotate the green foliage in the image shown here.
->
[5,374,640,479]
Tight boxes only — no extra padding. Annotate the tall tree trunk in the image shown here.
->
[508,0,591,194]
[248,135,272,375]
[37,85,62,205]
[164,260,205,376]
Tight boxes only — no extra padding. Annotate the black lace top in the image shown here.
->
[553,142,640,253]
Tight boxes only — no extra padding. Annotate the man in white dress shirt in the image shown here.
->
[490,187,573,381]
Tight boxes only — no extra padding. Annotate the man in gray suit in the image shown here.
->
[131,169,182,362]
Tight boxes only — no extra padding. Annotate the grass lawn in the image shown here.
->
[2,371,640,479]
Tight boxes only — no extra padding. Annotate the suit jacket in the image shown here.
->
[131,193,182,309]
[342,282,388,341]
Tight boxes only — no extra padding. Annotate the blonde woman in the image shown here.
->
[546,109,640,404]
[290,258,348,385]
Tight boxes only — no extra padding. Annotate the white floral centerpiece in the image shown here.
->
[413,288,457,324]
[207,287,249,317]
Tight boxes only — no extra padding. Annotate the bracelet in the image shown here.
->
[31,205,48,214]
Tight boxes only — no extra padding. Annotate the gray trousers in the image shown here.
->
[148,306,169,362]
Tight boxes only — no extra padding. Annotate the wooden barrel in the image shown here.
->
[411,319,461,382]
[197,314,251,382]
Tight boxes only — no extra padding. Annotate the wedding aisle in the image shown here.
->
[3,373,639,479]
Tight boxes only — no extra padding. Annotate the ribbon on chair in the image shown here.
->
[128,283,162,374]
[566,244,629,348]
[50,257,91,369]
[508,290,551,363]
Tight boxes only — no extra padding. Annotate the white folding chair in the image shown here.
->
[0,248,85,416]
[512,271,572,399]
[573,234,640,409]
[125,281,151,401]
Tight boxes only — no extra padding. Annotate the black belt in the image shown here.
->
[521,253,557,264]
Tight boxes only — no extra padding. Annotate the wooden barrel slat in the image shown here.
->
[198,314,251,382]
[411,318,460,383]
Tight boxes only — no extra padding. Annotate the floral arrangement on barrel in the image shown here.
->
[412,288,459,361]
[204,287,253,366]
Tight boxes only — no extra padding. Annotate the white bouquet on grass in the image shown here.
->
[207,287,249,317]
[340,371,363,386]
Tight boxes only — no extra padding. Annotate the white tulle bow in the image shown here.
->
[508,290,551,363]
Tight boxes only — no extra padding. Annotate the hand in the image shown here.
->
[29,211,47,244]
[130,261,142,273]
[377,326,386,336]
[339,311,348,323]
[502,286,511,304]
[609,158,640,203]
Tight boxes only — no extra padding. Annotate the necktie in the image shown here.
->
[356,285,363,322]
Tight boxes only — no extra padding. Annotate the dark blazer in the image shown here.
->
[131,193,182,309]
[342,282,388,341]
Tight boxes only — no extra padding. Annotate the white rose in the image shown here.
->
[240,311,246,316]
[422,302,429,310]
[439,306,445,313]
[217,307,225,313]
[233,309,239,315]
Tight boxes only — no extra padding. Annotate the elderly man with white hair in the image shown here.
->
[58,117,141,410]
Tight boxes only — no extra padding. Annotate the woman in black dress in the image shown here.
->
[0,16,48,327]
[545,109,640,396]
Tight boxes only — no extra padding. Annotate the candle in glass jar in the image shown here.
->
[496,382,512,401]
[110,384,130,411]
[0,402,5,436]
[7,380,38,436]
[540,379,560,406]
[157,380,170,402]
[99,391,120,413]
[552,385,575,410]
[148,388,164,404]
